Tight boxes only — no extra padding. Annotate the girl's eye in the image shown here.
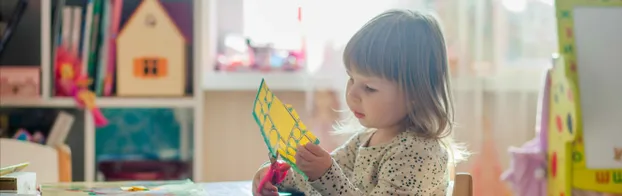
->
[364,86,376,92]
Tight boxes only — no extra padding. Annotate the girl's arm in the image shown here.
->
[328,132,361,176]
[308,138,448,196]
[276,132,362,192]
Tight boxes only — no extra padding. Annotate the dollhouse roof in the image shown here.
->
[118,0,190,44]
[160,1,193,43]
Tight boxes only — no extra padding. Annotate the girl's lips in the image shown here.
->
[354,112,365,118]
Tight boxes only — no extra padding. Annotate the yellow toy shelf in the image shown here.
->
[548,0,622,195]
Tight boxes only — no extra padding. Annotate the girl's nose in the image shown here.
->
[347,88,361,103]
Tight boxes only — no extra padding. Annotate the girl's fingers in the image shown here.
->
[261,182,279,196]
[296,145,312,162]
[303,143,323,156]
[295,152,310,166]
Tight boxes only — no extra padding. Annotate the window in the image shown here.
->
[133,57,168,78]
[242,0,428,74]
[498,0,558,68]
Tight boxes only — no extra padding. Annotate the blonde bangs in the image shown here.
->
[342,13,405,81]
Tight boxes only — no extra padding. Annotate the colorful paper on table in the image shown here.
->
[252,79,320,178]
[39,179,205,195]
[0,162,29,176]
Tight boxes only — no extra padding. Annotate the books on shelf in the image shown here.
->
[52,0,194,98]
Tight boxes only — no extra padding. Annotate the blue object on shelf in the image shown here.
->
[95,108,187,163]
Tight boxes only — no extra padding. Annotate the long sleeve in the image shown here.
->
[309,136,449,196]
[328,132,362,177]
[276,132,362,193]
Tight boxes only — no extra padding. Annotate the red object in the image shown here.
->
[54,45,109,127]
[256,159,289,193]
[54,46,82,96]
[551,152,557,177]
[556,115,563,132]
[98,160,190,181]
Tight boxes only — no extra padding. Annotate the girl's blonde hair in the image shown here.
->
[334,9,468,163]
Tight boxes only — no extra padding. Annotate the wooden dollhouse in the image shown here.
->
[116,0,187,97]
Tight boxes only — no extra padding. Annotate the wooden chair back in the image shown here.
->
[452,173,473,196]
[0,138,72,183]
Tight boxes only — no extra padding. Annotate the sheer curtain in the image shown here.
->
[243,0,557,195]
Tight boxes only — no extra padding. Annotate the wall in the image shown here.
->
[202,90,308,182]
[201,90,540,182]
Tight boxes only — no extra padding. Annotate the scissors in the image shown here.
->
[256,152,289,194]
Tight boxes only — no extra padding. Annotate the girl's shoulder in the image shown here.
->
[393,131,449,157]
[337,129,375,146]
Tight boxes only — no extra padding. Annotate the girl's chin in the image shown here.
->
[358,119,374,128]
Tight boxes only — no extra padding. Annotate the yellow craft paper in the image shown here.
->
[252,79,320,177]
[552,0,622,194]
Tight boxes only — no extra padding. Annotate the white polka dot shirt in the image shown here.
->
[276,130,449,196]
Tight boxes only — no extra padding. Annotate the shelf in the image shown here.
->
[203,71,313,91]
[0,97,197,108]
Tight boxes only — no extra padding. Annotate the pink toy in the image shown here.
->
[501,70,550,196]
[12,129,32,141]
[55,46,108,127]
[32,131,45,144]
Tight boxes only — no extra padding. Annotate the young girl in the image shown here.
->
[253,9,466,196]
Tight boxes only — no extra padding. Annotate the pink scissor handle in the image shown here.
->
[256,161,289,194]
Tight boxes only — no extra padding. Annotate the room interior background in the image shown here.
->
[0,0,557,195]
[205,0,556,196]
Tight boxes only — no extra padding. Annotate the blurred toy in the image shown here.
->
[32,131,45,144]
[12,129,46,144]
[55,46,108,127]
[215,35,305,72]
[501,70,550,196]
[501,131,548,196]
[215,35,255,71]
[12,128,31,141]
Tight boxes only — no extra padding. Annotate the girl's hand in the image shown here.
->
[252,166,279,196]
[252,163,291,196]
[295,143,332,181]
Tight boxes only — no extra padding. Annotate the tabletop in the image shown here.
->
[201,181,253,196]
[3,181,452,195]
[1,181,280,196]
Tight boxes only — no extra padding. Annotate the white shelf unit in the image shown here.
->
[0,0,205,182]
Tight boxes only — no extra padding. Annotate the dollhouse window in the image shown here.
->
[133,57,168,78]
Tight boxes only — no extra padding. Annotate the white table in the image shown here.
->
[201,181,253,196]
